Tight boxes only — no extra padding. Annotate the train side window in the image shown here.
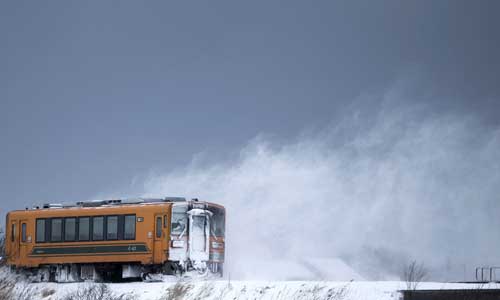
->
[164,215,168,228]
[11,223,15,242]
[92,217,104,241]
[117,215,125,240]
[51,218,63,242]
[124,215,136,240]
[21,223,27,242]
[78,217,90,241]
[64,218,76,241]
[106,216,118,240]
[156,217,162,238]
[36,219,46,243]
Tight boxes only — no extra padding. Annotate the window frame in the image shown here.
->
[11,223,15,242]
[50,218,63,243]
[21,223,27,242]
[33,214,137,243]
[171,212,187,235]
[156,216,162,238]
[91,216,105,241]
[36,219,46,243]
[78,216,90,241]
[106,215,119,240]
[123,214,136,240]
[64,217,77,242]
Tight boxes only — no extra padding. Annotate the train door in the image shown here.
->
[153,213,167,264]
[169,203,188,265]
[187,209,211,267]
[9,220,19,264]
[19,220,29,263]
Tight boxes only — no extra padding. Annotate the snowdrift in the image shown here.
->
[6,280,500,300]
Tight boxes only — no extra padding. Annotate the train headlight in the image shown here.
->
[211,242,223,249]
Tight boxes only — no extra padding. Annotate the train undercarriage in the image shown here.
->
[13,261,223,283]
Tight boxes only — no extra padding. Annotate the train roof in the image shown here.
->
[6,197,225,216]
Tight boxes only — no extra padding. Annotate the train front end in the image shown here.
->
[168,200,225,276]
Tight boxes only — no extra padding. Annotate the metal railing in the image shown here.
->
[475,266,500,282]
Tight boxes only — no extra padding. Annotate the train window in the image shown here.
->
[64,218,76,241]
[124,215,136,240]
[117,215,125,240]
[107,216,118,240]
[51,218,63,242]
[156,217,162,238]
[21,223,27,242]
[164,215,168,228]
[92,217,104,241]
[11,223,15,242]
[78,217,90,241]
[210,207,226,236]
[36,219,46,243]
[171,209,187,235]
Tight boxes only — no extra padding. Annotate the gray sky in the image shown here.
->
[1,1,499,213]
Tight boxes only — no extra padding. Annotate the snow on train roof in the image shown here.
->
[6,197,224,214]
[12,197,224,211]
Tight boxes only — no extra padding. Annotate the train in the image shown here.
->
[3,197,225,282]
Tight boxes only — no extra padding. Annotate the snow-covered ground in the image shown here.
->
[7,278,500,300]
[1,259,498,300]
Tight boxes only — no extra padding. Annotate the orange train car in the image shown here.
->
[4,197,225,282]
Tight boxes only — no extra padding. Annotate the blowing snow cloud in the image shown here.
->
[132,83,500,281]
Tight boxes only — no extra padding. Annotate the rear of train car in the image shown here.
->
[4,197,225,282]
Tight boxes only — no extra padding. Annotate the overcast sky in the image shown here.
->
[1,1,499,214]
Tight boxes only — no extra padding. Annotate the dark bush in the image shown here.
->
[161,282,193,300]
[0,275,15,300]
[62,283,136,300]
[0,234,5,265]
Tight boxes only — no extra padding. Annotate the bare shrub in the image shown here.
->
[41,287,56,298]
[15,282,38,300]
[270,283,350,300]
[325,284,350,300]
[402,260,428,290]
[0,274,38,300]
[61,283,136,300]
[0,234,5,266]
[0,275,15,300]
[192,281,215,300]
[161,281,193,300]
[281,283,349,300]
[293,284,324,300]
